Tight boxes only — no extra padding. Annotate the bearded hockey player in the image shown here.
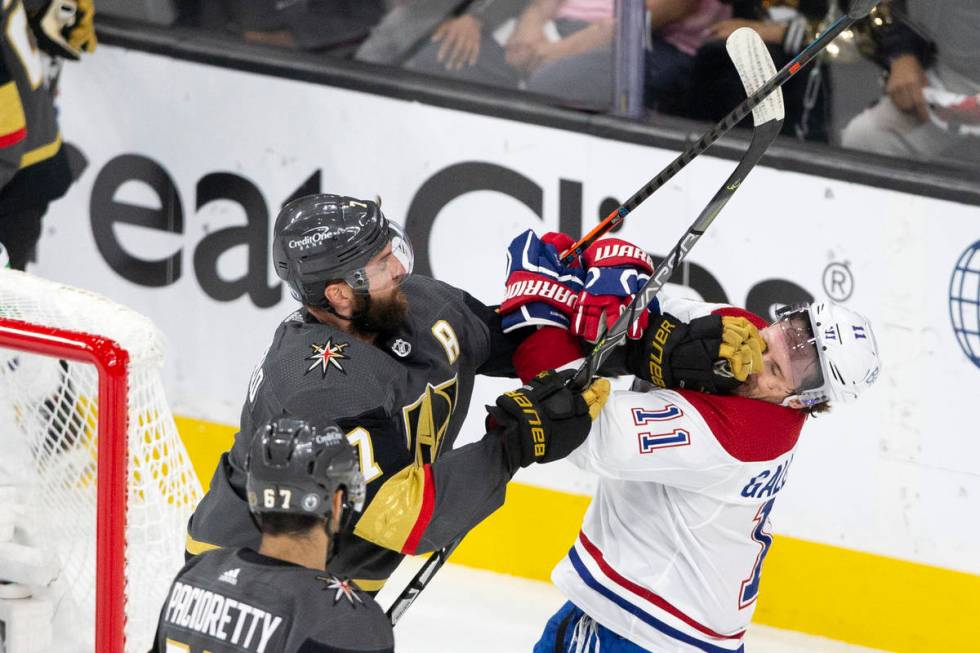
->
[152,417,394,653]
[534,299,881,653]
[187,194,609,594]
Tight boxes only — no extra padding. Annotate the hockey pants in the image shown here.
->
[535,601,652,653]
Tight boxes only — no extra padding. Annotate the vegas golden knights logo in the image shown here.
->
[402,375,459,465]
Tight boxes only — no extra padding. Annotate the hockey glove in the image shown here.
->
[68,0,96,54]
[718,316,766,382]
[29,0,96,61]
[489,370,609,474]
[572,238,657,343]
[627,314,765,393]
[500,230,585,333]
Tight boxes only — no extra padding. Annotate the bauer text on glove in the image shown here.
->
[626,314,765,393]
[488,370,609,474]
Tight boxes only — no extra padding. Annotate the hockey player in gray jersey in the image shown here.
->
[187,193,610,593]
[153,417,392,653]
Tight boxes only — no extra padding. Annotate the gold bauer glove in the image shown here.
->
[67,0,96,55]
[31,0,96,61]
[581,377,611,421]
[718,316,766,382]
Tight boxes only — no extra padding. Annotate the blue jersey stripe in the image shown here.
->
[568,547,744,653]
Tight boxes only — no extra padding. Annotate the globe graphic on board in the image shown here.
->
[949,240,980,370]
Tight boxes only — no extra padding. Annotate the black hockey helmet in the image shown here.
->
[245,417,366,522]
[272,193,414,307]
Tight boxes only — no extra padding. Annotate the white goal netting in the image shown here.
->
[0,269,202,652]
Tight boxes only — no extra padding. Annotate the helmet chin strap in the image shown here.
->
[780,394,800,408]
[322,282,371,323]
[323,304,354,321]
[782,392,825,409]
[325,517,341,566]
[324,499,355,566]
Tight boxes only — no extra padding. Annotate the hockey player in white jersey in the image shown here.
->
[534,297,881,653]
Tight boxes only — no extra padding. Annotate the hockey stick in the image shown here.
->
[568,27,786,390]
[385,28,787,626]
[559,0,879,265]
[387,538,461,625]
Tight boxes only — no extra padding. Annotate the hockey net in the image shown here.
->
[0,270,202,653]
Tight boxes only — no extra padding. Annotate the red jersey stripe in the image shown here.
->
[401,464,435,554]
[578,531,746,641]
[711,307,767,330]
[0,127,26,149]
[676,390,805,462]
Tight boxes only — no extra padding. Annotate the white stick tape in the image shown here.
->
[727,27,786,126]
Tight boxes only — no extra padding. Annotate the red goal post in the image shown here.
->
[0,318,129,652]
[0,270,202,653]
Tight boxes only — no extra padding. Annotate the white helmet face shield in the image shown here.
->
[770,306,825,403]
[343,221,414,294]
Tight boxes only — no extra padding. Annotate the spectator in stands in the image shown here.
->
[407,0,617,110]
[357,0,523,66]
[643,0,731,111]
[661,0,833,142]
[841,0,980,167]
[516,0,615,107]
[0,0,96,271]
[209,0,387,53]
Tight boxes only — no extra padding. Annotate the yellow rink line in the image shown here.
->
[174,415,979,652]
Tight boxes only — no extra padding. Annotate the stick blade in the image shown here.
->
[726,27,785,126]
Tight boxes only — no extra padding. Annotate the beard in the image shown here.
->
[350,287,409,337]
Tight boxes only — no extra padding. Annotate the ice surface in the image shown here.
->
[377,560,886,653]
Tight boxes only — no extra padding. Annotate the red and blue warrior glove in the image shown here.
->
[500,230,585,333]
[499,230,589,381]
[572,238,661,343]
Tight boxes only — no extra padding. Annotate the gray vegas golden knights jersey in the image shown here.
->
[188,275,520,591]
[152,547,393,653]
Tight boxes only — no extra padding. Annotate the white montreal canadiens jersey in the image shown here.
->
[552,386,806,653]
